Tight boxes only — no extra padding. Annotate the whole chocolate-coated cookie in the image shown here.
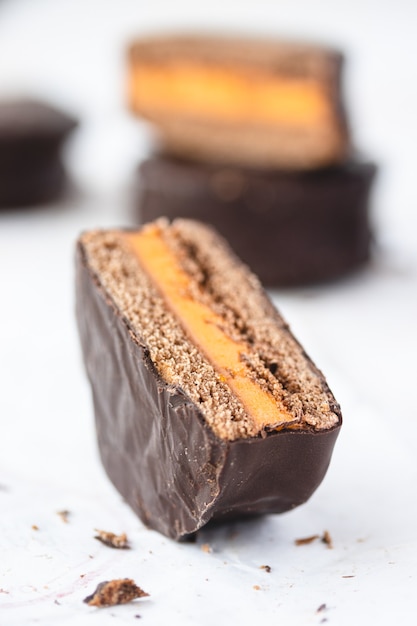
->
[136,154,377,287]
[0,99,77,208]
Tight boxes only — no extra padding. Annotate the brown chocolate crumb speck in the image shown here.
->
[83,579,149,607]
[321,530,333,549]
[317,603,327,613]
[201,543,212,553]
[260,565,271,573]
[57,510,70,523]
[295,534,320,546]
[295,531,333,548]
[94,529,130,549]
[32,524,39,531]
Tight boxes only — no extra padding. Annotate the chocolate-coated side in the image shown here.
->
[136,156,376,287]
[0,155,67,207]
[76,243,341,540]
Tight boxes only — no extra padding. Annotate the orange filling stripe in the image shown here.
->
[129,62,330,127]
[125,227,295,430]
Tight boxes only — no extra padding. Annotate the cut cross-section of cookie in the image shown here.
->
[125,225,297,433]
[76,219,342,539]
[128,35,349,169]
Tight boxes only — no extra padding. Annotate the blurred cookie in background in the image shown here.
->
[127,34,349,170]
[0,99,78,208]
[135,154,377,287]
[127,32,378,287]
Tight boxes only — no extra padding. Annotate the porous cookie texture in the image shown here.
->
[80,219,339,441]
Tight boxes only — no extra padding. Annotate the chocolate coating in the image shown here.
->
[136,155,376,287]
[76,242,341,541]
[0,99,77,208]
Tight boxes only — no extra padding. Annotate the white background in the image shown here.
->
[0,1,416,624]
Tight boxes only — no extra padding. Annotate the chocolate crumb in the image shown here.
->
[295,531,333,548]
[317,603,327,613]
[31,524,39,531]
[57,510,70,523]
[83,579,149,607]
[201,543,212,553]
[342,575,355,579]
[94,529,131,549]
[260,565,271,573]
[295,534,320,546]
[321,530,333,549]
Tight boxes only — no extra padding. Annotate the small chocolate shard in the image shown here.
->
[295,530,333,548]
[260,564,271,573]
[57,510,70,523]
[94,529,131,549]
[83,579,149,608]
[321,530,333,549]
[295,534,320,546]
[201,543,212,554]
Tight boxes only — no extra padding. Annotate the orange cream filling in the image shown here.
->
[129,62,330,127]
[124,226,296,431]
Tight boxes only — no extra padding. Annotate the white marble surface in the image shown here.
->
[1,1,417,624]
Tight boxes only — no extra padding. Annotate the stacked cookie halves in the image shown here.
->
[127,34,376,286]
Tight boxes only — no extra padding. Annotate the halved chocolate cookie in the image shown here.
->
[76,219,342,540]
[128,34,349,169]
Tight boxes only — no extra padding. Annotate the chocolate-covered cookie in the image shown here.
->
[0,99,77,208]
[136,155,377,286]
[128,34,349,169]
[76,219,342,540]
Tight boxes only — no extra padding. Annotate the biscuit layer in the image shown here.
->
[128,35,348,168]
[80,220,340,440]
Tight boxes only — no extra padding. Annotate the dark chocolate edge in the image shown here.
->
[0,99,78,143]
[75,234,342,540]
